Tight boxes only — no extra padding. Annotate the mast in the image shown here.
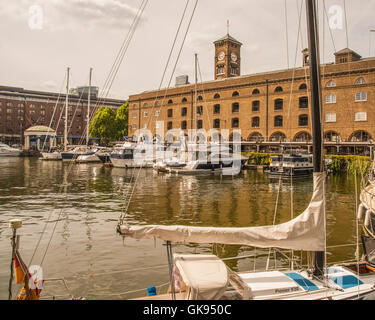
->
[305,0,324,277]
[194,53,198,143]
[64,67,70,152]
[87,68,92,146]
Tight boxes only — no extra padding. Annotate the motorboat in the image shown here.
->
[0,143,22,157]
[109,142,154,168]
[269,154,313,178]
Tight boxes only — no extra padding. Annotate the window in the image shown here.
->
[252,100,260,112]
[181,121,187,129]
[214,93,220,99]
[196,106,203,115]
[355,77,366,85]
[182,97,187,103]
[6,108,12,114]
[230,67,238,76]
[232,102,239,113]
[355,92,367,102]
[132,112,137,118]
[155,110,160,117]
[6,102,13,107]
[325,94,336,104]
[298,114,308,126]
[197,120,203,129]
[232,91,239,97]
[41,110,46,116]
[213,119,220,129]
[168,99,173,104]
[274,99,283,111]
[143,111,148,118]
[326,80,336,87]
[325,113,336,123]
[325,131,340,142]
[132,124,137,130]
[198,96,203,101]
[274,116,283,127]
[232,118,239,128]
[143,103,148,108]
[181,107,187,117]
[251,117,260,128]
[252,89,260,95]
[299,83,307,90]
[355,112,367,122]
[213,104,220,114]
[167,121,173,130]
[299,96,308,109]
[133,104,137,109]
[167,109,173,117]
[274,86,283,93]
[217,65,225,75]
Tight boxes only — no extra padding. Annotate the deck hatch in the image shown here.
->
[329,275,363,289]
[284,272,319,291]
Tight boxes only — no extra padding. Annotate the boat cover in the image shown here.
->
[173,254,228,300]
[119,172,326,251]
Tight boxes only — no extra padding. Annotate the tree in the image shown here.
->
[89,106,117,144]
[115,102,128,140]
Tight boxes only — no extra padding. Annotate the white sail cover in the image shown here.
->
[119,172,326,251]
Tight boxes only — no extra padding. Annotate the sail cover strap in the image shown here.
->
[119,172,326,251]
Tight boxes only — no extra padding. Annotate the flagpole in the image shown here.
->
[8,219,22,300]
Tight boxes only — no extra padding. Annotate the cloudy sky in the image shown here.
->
[1,0,374,100]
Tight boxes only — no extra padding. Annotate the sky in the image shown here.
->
[1,0,375,100]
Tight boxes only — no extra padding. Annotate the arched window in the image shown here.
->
[168,99,173,104]
[355,77,366,85]
[132,104,138,109]
[274,86,283,93]
[232,91,239,97]
[154,101,160,107]
[248,132,264,142]
[324,131,340,142]
[197,95,203,101]
[252,88,260,95]
[299,83,307,90]
[214,93,220,99]
[326,80,336,87]
[270,132,286,142]
[274,99,283,111]
[298,114,308,126]
[274,116,283,127]
[143,103,148,108]
[252,100,260,112]
[294,132,312,142]
[251,117,260,128]
[350,131,372,142]
[182,97,187,103]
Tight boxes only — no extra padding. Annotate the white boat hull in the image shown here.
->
[41,152,62,160]
[75,154,101,163]
[110,157,153,168]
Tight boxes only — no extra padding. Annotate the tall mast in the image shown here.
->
[305,0,324,277]
[87,68,92,146]
[194,53,198,143]
[64,67,70,152]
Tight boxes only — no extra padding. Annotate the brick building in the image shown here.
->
[128,33,375,154]
[0,86,125,146]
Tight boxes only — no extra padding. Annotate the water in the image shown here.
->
[0,158,362,299]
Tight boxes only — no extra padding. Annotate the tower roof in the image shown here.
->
[334,48,361,58]
[213,33,242,46]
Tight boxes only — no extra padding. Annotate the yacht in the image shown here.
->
[109,142,154,168]
[0,143,22,157]
[269,153,314,178]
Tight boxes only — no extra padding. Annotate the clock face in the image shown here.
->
[231,53,238,62]
[218,51,225,61]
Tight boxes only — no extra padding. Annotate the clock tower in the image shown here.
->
[214,32,242,80]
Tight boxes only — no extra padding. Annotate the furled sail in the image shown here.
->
[119,172,326,251]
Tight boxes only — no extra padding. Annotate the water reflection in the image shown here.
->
[0,158,363,299]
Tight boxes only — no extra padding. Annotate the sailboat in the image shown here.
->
[117,0,375,300]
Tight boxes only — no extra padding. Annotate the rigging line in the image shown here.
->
[322,0,337,53]
[285,0,290,69]
[119,0,199,225]
[41,74,66,151]
[197,57,213,133]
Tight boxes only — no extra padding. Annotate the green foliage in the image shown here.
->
[89,102,129,144]
[243,152,280,165]
[325,155,372,175]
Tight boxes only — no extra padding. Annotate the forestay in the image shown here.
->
[119,172,326,251]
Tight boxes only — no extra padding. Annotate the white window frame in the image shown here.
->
[355,77,366,85]
[355,92,367,102]
[325,113,336,123]
[132,112,137,118]
[155,110,160,117]
[326,80,336,87]
[355,112,367,122]
[325,94,336,104]
[143,111,148,118]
